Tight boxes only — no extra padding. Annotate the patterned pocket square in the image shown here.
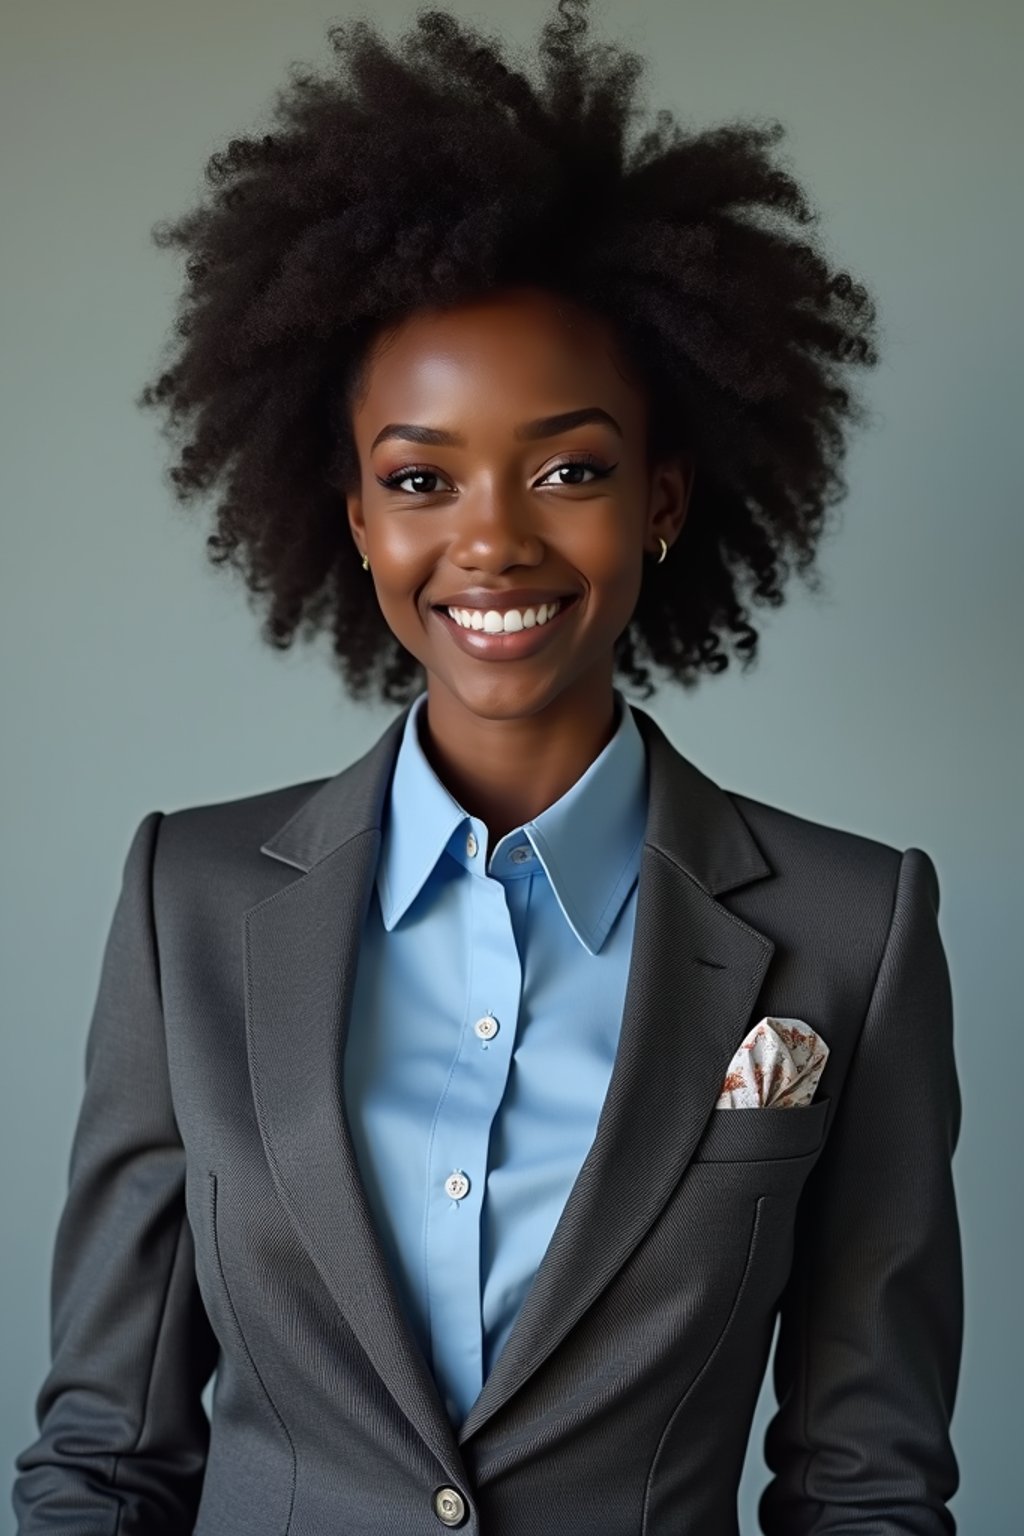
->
[715,1016,829,1109]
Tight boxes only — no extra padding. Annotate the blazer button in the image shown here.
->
[433,1486,467,1526]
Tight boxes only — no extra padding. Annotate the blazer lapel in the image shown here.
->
[457,708,775,1441]
[244,705,465,1476]
[244,699,775,1459]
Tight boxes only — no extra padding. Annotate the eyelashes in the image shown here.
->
[375,454,618,497]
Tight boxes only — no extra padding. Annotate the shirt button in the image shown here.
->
[433,1486,467,1526]
[473,1014,499,1040]
[465,831,478,857]
[509,844,532,864]
[444,1170,470,1201]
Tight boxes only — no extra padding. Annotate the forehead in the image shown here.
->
[353,288,642,418]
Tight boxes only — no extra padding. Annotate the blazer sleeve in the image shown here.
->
[758,846,964,1536]
[13,810,219,1534]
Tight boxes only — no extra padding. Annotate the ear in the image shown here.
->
[646,451,695,558]
[346,491,367,563]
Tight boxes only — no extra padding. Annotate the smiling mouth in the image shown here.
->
[435,596,574,633]
[430,594,581,657]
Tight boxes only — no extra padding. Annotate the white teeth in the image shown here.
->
[447,599,564,633]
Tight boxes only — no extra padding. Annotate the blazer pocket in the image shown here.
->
[690,1095,831,1163]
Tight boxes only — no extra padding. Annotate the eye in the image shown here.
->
[375,454,617,496]
[537,454,618,488]
[375,465,451,495]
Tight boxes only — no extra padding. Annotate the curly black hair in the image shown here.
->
[137,0,879,704]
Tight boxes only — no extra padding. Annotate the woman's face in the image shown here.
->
[346,286,691,724]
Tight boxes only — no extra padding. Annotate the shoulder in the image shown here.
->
[140,777,333,932]
[729,786,940,904]
[156,776,329,868]
[721,788,942,1000]
[729,788,907,884]
[146,710,408,893]
[635,704,929,921]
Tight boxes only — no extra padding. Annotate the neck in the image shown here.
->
[418,671,620,850]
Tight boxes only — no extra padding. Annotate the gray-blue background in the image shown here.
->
[2,2,1019,1530]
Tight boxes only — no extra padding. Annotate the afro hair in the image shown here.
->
[137,0,880,703]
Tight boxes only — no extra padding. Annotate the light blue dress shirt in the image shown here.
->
[343,687,648,1426]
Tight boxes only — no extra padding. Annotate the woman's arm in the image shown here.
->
[12,811,219,1533]
[759,845,963,1534]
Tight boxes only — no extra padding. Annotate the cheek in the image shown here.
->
[568,507,644,605]
[365,526,441,634]
[370,516,442,580]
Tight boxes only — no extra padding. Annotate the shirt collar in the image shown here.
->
[375,688,648,954]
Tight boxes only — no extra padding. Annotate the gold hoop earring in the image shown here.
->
[361,552,370,572]
[656,536,668,564]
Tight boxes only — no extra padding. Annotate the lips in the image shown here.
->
[432,593,580,660]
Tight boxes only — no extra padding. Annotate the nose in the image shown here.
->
[446,482,545,572]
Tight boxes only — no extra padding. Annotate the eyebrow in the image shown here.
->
[369,406,623,453]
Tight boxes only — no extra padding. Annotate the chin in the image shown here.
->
[430,669,574,720]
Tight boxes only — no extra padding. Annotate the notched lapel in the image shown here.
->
[244,708,467,1477]
[458,709,776,1442]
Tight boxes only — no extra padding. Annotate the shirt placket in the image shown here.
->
[424,825,522,1424]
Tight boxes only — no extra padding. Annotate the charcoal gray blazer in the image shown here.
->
[13,701,963,1535]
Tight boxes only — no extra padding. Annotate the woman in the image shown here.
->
[13,2,962,1532]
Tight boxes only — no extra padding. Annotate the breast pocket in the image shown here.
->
[689,1094,832,1164]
